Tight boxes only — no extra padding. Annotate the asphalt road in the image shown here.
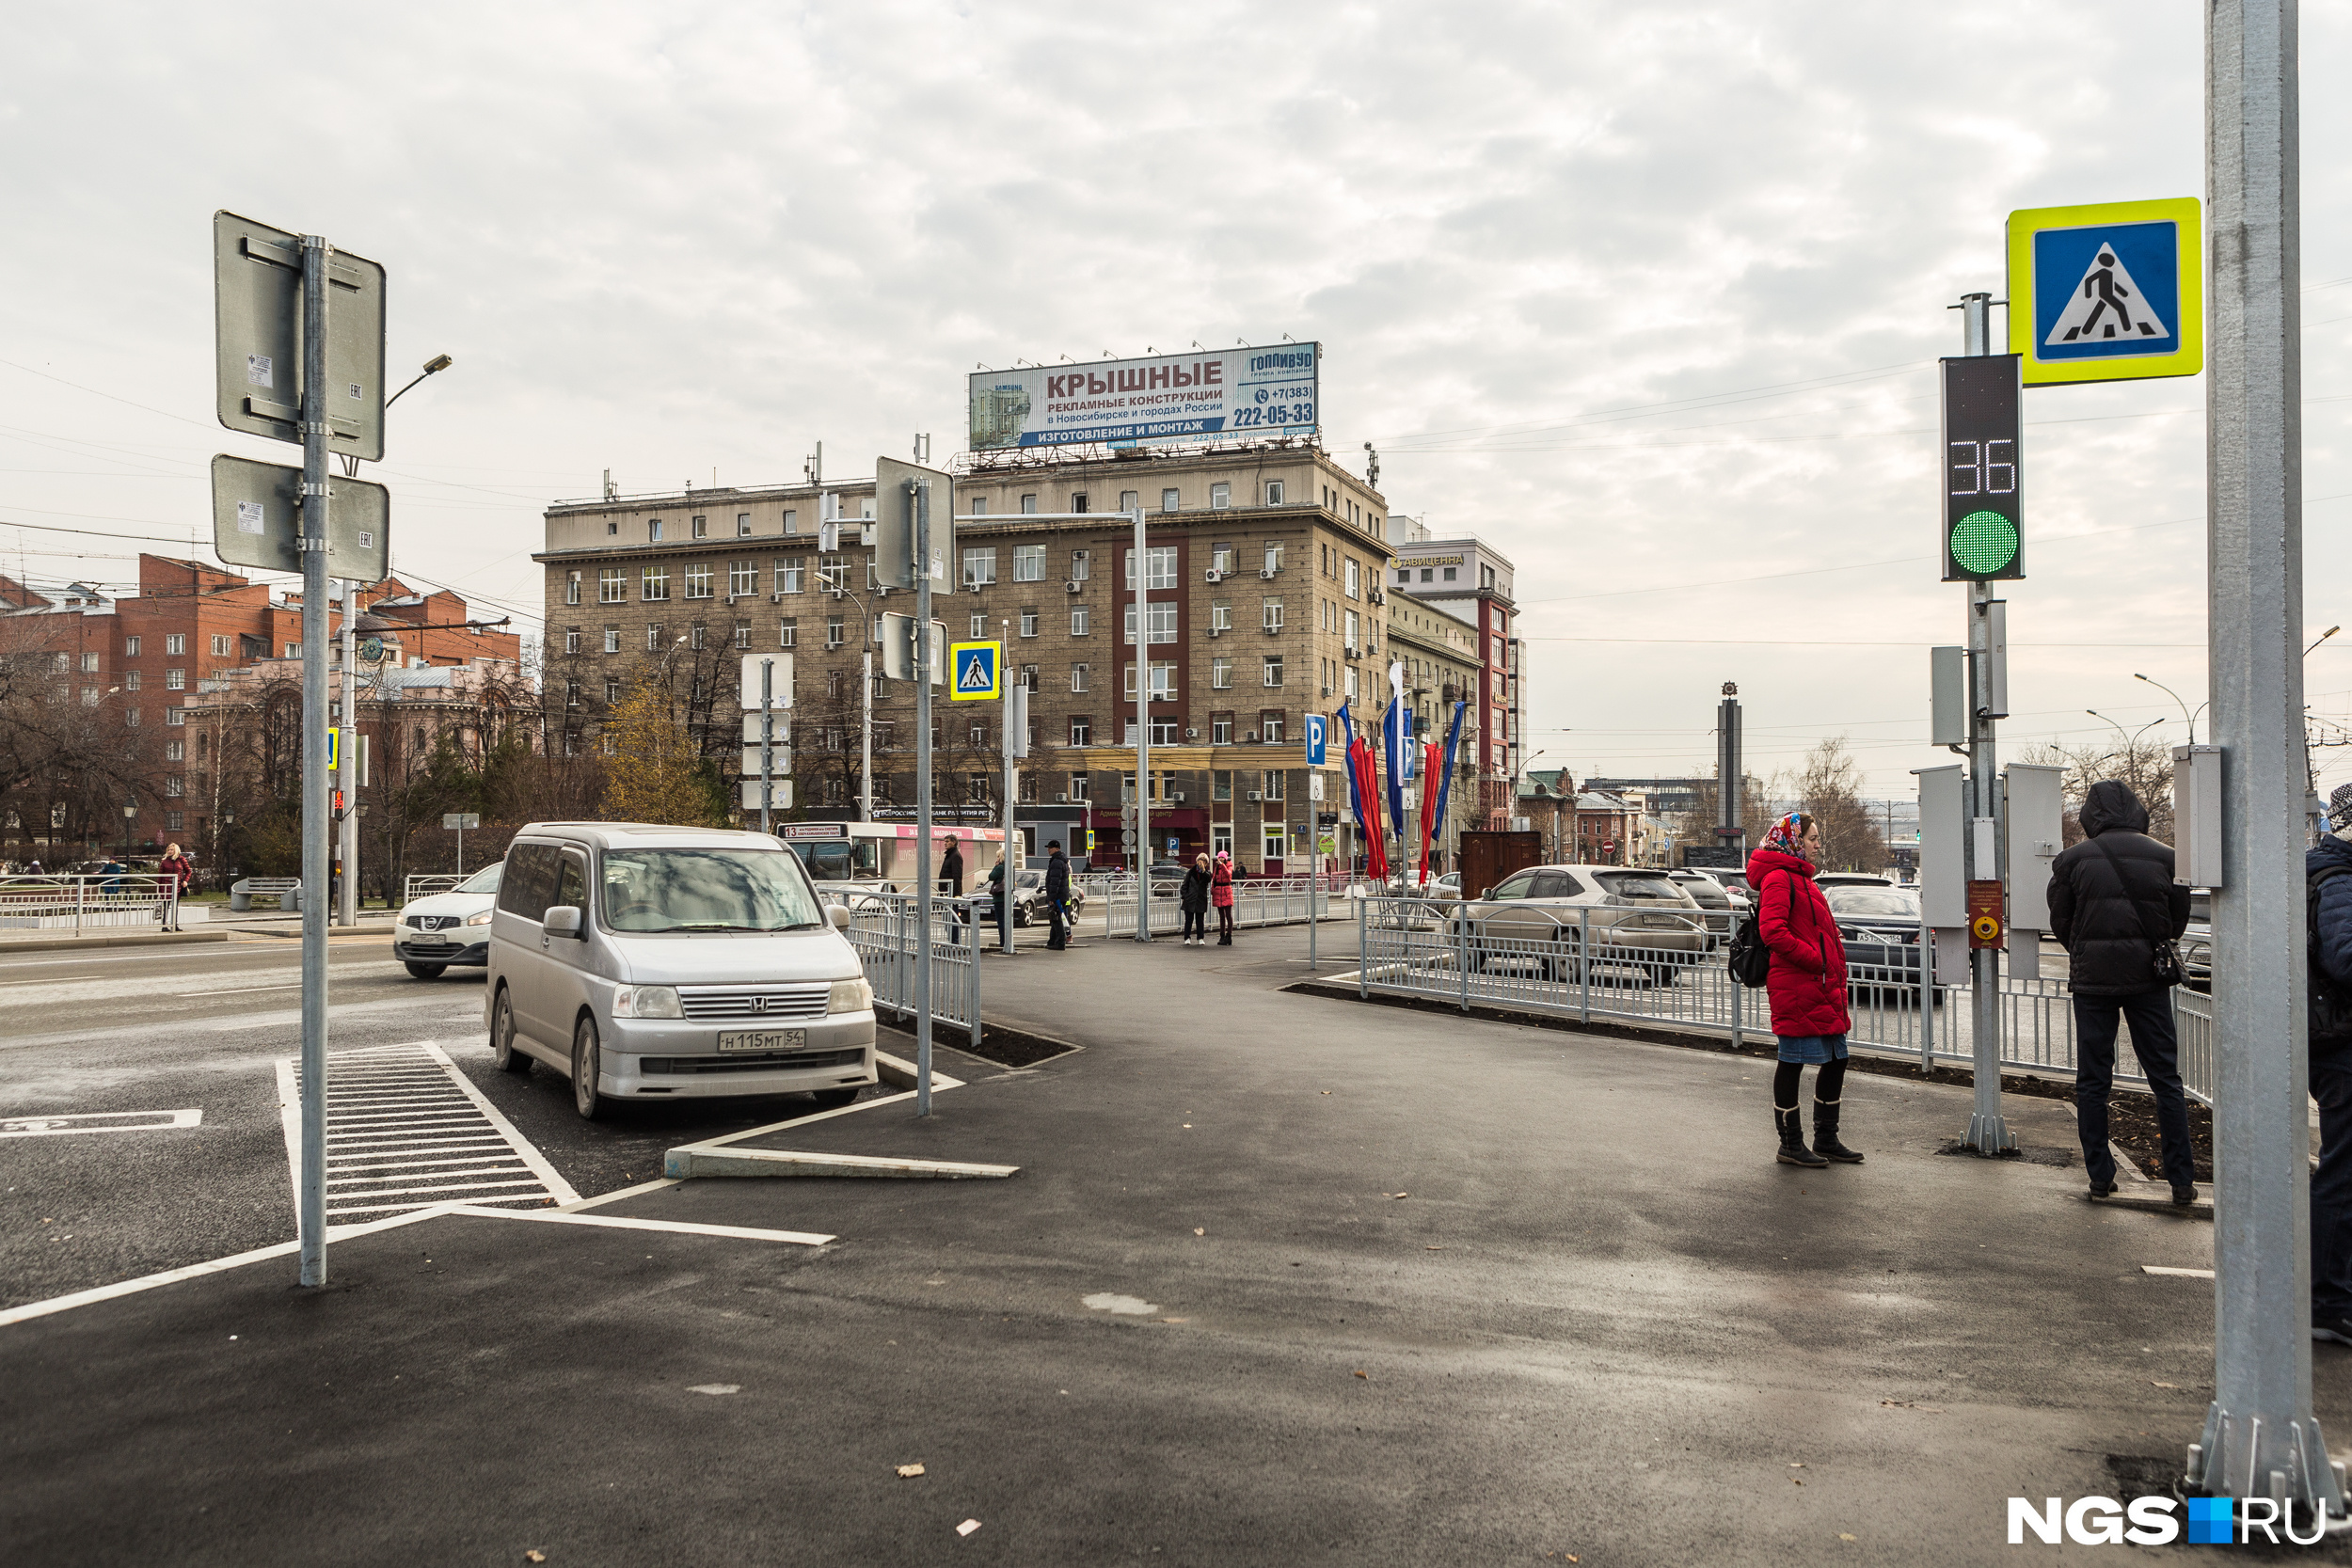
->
[1,919,2336,1565]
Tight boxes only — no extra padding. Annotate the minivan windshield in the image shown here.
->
[600,847,826,933]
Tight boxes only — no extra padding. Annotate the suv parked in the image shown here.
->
[1450,864,1710,985]
[485,823,875,1119]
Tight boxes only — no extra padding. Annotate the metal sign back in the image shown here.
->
[872,456,954,594]
[210,454,389,583]
[739,652,795,710]
[213,212,386,461]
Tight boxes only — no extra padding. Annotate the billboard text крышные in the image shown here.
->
[967,343,1319,451]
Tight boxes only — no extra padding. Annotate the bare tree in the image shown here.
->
[2014,738,2175,846]
[1792,738,1884,872]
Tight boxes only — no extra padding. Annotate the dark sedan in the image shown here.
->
[1822,884,1938,998]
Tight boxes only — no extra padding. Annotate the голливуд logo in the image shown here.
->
[2009,1494,2332,1545]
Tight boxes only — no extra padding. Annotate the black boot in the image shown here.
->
[1813,1097,1864,1164]
[1777,1104,1827,1167]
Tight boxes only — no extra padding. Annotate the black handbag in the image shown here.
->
[2092,838,2185,988]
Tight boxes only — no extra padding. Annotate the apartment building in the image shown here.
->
[535,443,1404,870]
[1383,591,1486,866]
[1388,521,1522,828]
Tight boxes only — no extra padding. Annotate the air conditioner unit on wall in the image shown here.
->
[1246,730,1259,743]
[1248,789,1262,801]
[1204,569,1222,583]
[1259,568,1278,579]
[1055,792,1068,803]
[1065,580,1084,593]
[1184,727,1198,739]
[1171,791,1186,803]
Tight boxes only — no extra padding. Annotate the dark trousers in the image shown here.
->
[1047,898,1068,949]
[1183,909,1206,941]
[1216,904,1234,941]
[2073,988,2195,1189]
[2312,1047,2352,1317]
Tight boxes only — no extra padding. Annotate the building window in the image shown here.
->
[649,518,664,542]
[733,620,752,649]
[1124,602,1176,645]
[969,613,988,639]
[1261,768,1285,799]
[1071,606,1090,636]
[210,633,231,657]
[165,707,184,726]
[779,620,798,648]
[782,509,798,535]
[78,651,100,673]
[738,513,753,538]
[1261,713,1286,746]
[1443,565,1457,582]
[123,670,141,691]
[1211,482,1232,509]
[641,565,669,601]
[1124,662,1176,701]
[1210,600,1232,633]
[602,626,619,654]
[1265,541,1284,575]
[1344,609,1359,650]
[1212,656,1232,689]
[600,568,625,603]
[729,561,755,597]
[1071,717,1090,746]
[1161,488,1180,513]
[1124,546,1176,591]
[1262,598,1283,632]
[1150,717,1179,744]
[1265,480,1285,505]
[1071,663,1089,693]
[684,562,712,599]
[1020,494,1038,514]
[1212,714,1233,745]
[164,810,182,832]
[776,558,803,594]
[967,774,990,802]
[607,521,619,536]
[284,643,299,658]
[125,708,141,727]
[962,547,997,587]
[1214,769,1232,801]
[1012,543,1045,582]
[1020,610,1039,638]
[826,616,844,649]
[560,627,580,655]
[1345,667,1359,700]
[1263,823,1286,863]
[1070,771,1090,800]
[688,623,707,651]
[566,680,581,708]
[125,636,141,657]
[165,739,184,761]
[165,634,186,656]
[1071,549,1089,581]
[565,570,583,605]
[1022,664,1039,692]
[1071,493,1089,514]
[966,496,988,517]
[1263,656,1284,688]
[1345,559,1359,599]
[646,624,662,652]
[1119,490,1138,513]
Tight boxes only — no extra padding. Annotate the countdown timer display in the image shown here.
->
[1941,356,2024,583]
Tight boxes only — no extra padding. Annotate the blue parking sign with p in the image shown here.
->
[1304,712,1327,766]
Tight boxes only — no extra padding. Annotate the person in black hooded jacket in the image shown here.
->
[2047,779,2196,1204]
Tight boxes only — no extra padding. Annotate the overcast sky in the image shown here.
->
[4,1,2348,802]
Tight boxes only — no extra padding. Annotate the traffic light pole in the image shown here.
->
[913,478,935,1116]
[1958,290,2014,1156]
[1132,504,1152,941]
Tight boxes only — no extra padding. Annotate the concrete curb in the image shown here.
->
[0,930,230,955]
[661,1148,1020,1180]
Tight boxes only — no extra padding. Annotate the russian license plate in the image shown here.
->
[717,1029,807,1053]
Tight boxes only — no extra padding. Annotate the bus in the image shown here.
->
[772,820,1008,895]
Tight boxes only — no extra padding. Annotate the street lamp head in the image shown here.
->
[421,354,453,375]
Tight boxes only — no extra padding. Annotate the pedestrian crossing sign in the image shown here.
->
[948,640,1002,702]
[2007,198,2201,386]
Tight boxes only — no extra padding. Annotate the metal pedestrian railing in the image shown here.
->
[1353,896,2216,1104]
[1104,877,1343,937]
[836,891,982,1051]
[0,873,182,932]
[403,874,468,905]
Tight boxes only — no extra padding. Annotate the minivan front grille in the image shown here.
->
[676,984,829,1022]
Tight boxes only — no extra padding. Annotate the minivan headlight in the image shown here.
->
[829,977,873,1014]
[613,984,682,1019]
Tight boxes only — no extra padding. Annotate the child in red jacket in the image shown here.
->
[1746,813,1861,1169]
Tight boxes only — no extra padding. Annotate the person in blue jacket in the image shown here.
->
[2310,783,2352,1344]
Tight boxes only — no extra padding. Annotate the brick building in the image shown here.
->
[536,442,1427,870]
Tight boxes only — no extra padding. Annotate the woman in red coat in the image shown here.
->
[1211,851,1236,946]
[1746,812,1861,1168]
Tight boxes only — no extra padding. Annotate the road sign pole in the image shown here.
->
[2194,0,2342,1521]
[1001,672,1017,956]
[913,478,935,1115]
[861,649,874,824]
[297,236,332,1287]
[1133,506,1151,941]
[760,657,775,834]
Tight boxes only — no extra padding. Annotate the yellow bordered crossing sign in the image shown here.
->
[2007,198,2201,387]
[949,640,1002,702]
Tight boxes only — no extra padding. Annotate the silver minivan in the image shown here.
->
[484,822,876,1120]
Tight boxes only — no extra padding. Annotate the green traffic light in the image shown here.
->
[1951,509,2019,576]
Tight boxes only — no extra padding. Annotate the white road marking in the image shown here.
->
[1083,1292,1161,1315]
[1,1109,202,1138]
[276,1040,580,1236]
[2141,1264,2216,1278]
[440,1203,832,1245]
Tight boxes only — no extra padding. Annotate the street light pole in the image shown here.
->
[2134,673,2208,745]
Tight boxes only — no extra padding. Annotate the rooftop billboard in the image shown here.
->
[967,343,1319,451]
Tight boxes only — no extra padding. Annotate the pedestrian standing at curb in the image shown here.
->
[1043,840,1071,951]
[2307,782,2352,1344]
[1181,853,1211,946]
[941,835,964,897]
[158,842,194,932]
[2047,779,2197,1205]
[1212,850,1236,946]
[1748,811,1862,1168]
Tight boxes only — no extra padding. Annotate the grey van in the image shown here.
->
[485,822,876,1120]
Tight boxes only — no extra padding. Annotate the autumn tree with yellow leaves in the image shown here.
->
[598,672,728,827]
